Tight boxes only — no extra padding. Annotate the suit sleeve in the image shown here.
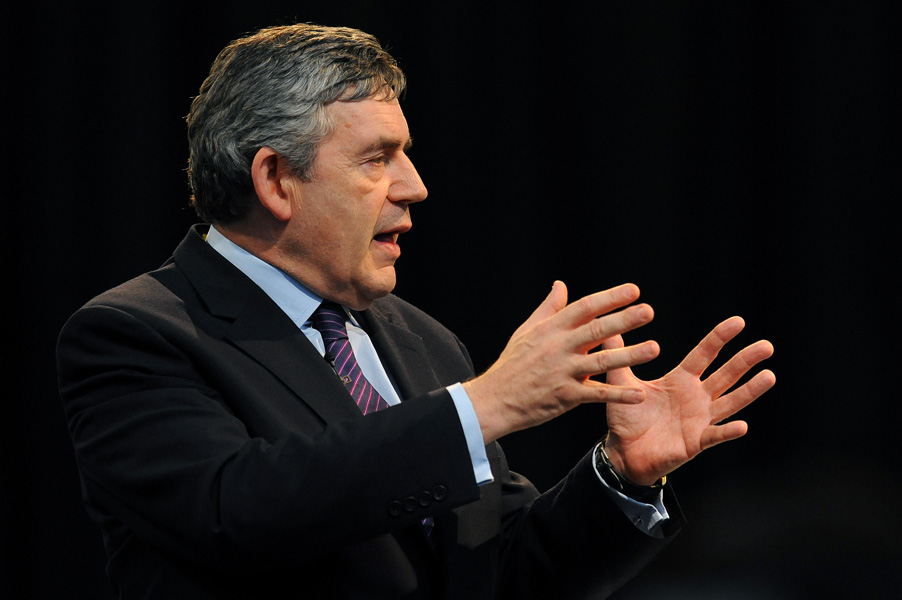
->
[495,450,682,600]
[371,294,683,599]
[57,296,482,572]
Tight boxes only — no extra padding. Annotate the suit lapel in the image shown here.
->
[225,294,363,423]
[354,303,443,402]
[173,225,361,424]
[172,226,442,419]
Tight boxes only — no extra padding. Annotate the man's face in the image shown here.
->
[283,97,427,309]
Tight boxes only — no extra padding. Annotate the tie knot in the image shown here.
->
[311,302,349,346]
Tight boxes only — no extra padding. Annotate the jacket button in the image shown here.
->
[387,500,403,517]
[417,491,433,507]
[402,496,418,512]
[432,485,448,501]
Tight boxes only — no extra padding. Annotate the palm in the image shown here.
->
[603,317,775,484]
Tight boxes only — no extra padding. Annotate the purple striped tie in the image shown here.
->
[311,302,390,414]
[310,301,435,544]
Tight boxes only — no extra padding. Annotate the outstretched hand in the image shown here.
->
[465,281,660,444]
[602,317,776,486]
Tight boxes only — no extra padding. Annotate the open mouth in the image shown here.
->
[373,232,399,244]
[373,223,410,245]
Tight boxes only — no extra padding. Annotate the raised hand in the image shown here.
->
[602,316,776,486]
[465,281,659,444]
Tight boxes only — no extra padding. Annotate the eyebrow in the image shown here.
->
[360,136,414,155]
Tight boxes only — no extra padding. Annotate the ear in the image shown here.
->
[251,147,294,222]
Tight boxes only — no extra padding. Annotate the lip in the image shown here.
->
[373,222,411,244]
[372,222,410,257]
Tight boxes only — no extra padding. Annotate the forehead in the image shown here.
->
[324,97,412,151]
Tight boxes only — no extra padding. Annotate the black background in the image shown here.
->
[3,2,899,598]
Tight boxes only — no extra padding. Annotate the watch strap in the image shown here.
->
[594,437,666,503]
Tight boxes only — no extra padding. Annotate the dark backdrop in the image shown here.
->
[3,2,898,598]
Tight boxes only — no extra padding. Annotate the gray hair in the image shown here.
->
[186,24,407,224]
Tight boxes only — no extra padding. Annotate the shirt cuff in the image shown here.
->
[591,442,670,538]
[446,382,494,485]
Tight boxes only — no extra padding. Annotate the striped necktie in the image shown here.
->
[310,302,389,414]
[310,301,436,544]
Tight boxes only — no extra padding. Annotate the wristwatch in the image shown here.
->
[594,437,666,503]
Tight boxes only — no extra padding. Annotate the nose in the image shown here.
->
[387,153,428,205]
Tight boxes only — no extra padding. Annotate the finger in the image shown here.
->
[710,369,776,423]
[703,339,774,398]
[601,334,631,385]
[556,283,642,329]
[511,280,569,337]
[574,339,660,378]
[679,316,745,377]
[699,420,749,450]
[570,303,654,352]
[580,379,646,404]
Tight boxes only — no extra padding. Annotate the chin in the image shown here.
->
[349,271,396,310]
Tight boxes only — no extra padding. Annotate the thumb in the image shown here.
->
[602,334,630,385]
[602,333,625,351]
[513,280,568,336]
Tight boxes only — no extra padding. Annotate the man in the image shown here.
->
[56,24,775,599]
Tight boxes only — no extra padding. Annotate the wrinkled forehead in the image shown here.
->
[322,97,411,147]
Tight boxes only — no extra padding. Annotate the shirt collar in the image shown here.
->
[205,225,337,330]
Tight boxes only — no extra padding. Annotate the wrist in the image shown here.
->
[462,378,507,445]
[594,436,666,502]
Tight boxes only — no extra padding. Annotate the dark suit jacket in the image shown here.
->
[57,225,681,599]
